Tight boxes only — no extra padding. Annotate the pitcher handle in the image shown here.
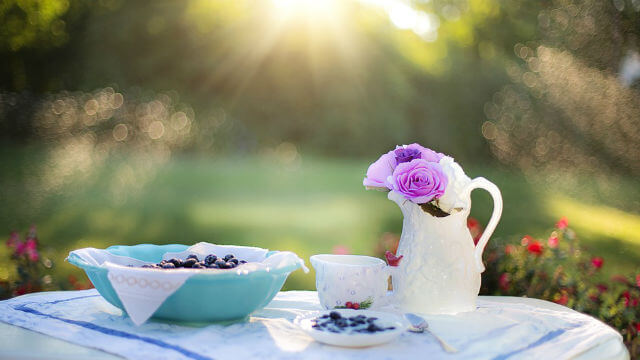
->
[463,177,503,273]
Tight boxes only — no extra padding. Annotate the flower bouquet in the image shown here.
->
[363,143,471,217]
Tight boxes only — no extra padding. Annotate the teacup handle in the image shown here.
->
[463,177,503,273]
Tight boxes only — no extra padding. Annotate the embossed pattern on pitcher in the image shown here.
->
[387,177,502,315]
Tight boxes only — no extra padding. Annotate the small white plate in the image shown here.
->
[295,309,407,348]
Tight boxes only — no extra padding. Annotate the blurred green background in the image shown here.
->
[1,0,639,290]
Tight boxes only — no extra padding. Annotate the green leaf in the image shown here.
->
[419,202,450,217]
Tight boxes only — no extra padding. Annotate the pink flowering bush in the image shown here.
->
[481,218,640,357]
[1,226,55,299]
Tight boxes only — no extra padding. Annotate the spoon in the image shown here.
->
[405,313,458,353]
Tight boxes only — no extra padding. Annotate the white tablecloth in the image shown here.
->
[0,290,629,360]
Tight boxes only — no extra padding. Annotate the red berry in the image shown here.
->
[345,302,353,308]
[385,251,403,267]
[352,303,360,310]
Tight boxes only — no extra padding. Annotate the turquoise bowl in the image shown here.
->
[67,244,302,323]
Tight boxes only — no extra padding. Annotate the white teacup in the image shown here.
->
[310,254,390,310]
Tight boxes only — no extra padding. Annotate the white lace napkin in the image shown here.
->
[68,243,308,326]
[106,263,194,325]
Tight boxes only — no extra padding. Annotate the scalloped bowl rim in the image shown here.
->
[67,243,303,279]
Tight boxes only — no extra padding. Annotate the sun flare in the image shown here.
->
[271,0,340,20]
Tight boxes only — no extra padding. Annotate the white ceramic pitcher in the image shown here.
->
[388,177,503,314]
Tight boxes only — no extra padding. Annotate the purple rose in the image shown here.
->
[397,143,444,163]
[394,147,421,164]
[389,159,447,204]
[363,150,396,189]
[363,143,445,190]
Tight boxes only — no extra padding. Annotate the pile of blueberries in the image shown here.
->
[311,311,395,334]
[141,254,247,270]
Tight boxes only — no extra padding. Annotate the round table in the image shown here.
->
[0,290,629,360]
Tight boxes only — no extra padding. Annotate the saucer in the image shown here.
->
[295,309,407,348]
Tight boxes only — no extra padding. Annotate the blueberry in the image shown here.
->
[229,258,239,265]
[191,263,203,269]
[183,258,197,268]
[186,254,199,261]
[366,317,378,323]
[162,263,175,269]
[329,311,341,320]
[207,263,219,269]
[168,258,182,267]
[204,254,217,265]
[366,324,381,332]
[218,262,230,269]
[223,254,234,261]
[214,259,226,267]
[226,262,236,268]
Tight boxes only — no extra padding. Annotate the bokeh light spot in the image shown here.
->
[113,123,128,141]
[84,99,99,116]
[148,120,165,140]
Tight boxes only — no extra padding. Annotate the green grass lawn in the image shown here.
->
[1,145,639,291]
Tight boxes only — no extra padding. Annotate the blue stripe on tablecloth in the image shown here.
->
[12,295,213,360]
[492,328,570,360]
[43,294,101,305]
